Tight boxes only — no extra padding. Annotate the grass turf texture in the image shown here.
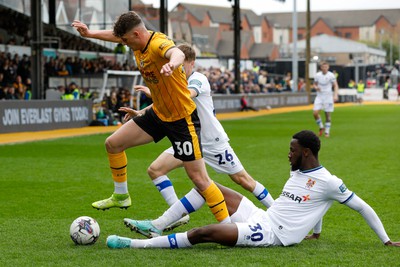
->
[1,104,399,266]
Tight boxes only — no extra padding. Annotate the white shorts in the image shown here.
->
[164,142,244,175]
[233,197,282,247]
[313,95,334,112]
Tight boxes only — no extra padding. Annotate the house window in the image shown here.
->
[345,32,352,38]
[298,33,303,40]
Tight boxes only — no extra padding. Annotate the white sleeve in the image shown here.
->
[312,218,322,234]
[344,194,390,244]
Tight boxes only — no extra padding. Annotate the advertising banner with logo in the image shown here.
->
[0,100,93,133]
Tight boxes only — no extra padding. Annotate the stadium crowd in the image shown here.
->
[0,49,308,102]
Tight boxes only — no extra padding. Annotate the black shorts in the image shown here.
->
[133,107,203,161]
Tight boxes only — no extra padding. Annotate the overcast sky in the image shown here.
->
[141,0,400,15]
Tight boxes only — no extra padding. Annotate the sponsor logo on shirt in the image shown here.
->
[189,79,202,87]
[159,42,169,51]
[305,178,316,189]
[140,69,158,84]
[281,191,310,203]
[339,183,347,193]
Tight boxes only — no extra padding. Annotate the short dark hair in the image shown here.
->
[113,11,143,38]
[292,130,320,157]
[178,44,196,62]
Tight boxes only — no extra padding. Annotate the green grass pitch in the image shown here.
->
[1,104,399,266]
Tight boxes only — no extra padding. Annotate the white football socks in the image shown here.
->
[152,188,205,230]
[130,232,192,248]
[114,181,128,194]
[153,175,179,206]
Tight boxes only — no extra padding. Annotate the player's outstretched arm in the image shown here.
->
[305,219,322,240]
[134,85,151,98]
[71,20,121,43]
[385,241,400,247]
[305,233,320,240]
[118,107,141,122]
[160,47,185,77]
[345,194,394,245]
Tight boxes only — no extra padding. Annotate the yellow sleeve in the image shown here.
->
[150,32,175,59]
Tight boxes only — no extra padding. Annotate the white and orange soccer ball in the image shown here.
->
[70,216,100,245]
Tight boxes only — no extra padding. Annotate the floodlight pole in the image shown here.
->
[232,0,241,93]
[292,0,298,92]
[305,0,311,103]
[31,0,44,99]
[160,0,168,35]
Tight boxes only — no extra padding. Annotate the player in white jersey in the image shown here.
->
[313,62,339,137]
[119,44,273,235]
[106,130,400,249]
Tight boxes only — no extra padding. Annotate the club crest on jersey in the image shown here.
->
[305,178,316,189]
[339,183,348,193]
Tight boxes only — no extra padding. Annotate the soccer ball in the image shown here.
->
[70,216,100,245]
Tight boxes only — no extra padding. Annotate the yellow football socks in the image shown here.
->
[200,182,230,223]
[108,151,127,183]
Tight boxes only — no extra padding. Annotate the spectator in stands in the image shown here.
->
[0,72,5,88]
[356,79,365,104]
[0,73,5,99]
[284,72,292,91]
[240,94,258,112]
[114,43,127,54]
[258,70,270,92]
[13,75,26,100]
[68,82,80,100]
[24,78,32,100]
[2,58,16,85]
[383,76,390,99]
[107,91,122,115]
[397,83,400,101]
[81,87,93,100]
[17,54,30,82]
[5,85,17,99]
[57,64,69,76]
[348,79,355,89]
[298,78,306,92]
[0,87,6,100]
[57,85,66,99]
[61,87,74,100]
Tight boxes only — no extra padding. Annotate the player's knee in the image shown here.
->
[105,136,124,153]
[147,164,160,179]
[104,137,115,152]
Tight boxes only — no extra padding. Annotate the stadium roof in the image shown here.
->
[291,34,386,56]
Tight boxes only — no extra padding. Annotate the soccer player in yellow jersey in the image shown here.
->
[72,11,231,223]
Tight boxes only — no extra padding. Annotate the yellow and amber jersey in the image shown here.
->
[134,31,196,122]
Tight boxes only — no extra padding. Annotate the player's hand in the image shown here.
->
[333,94,339,102]
[134,85,152,98]
[304,233,320,240]
[118,107,142,122]
[385,241,400,247]
[71,20,90,37]
[160,62,174,76]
